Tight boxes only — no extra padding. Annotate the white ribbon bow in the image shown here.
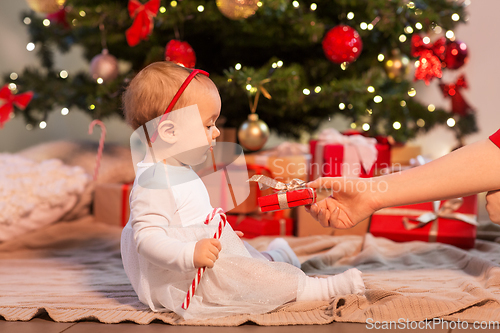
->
[404,198,477,228]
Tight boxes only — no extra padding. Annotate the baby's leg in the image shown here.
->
[261,238,301,268]
[243,238,301,268]
[296,268,365,301]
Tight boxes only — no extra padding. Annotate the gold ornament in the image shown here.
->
[238,114,270,151]
[26,0,66,14]
[384,49,410,82]
[90,49,119,83]
[216,0,259,20]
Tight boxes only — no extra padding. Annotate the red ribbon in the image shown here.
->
[125,0,160,47]
[121,183,133,226]
[411,35,447,85]
[439,75,473,116]
[0,85,33,128]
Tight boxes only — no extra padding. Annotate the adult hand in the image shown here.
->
[486,190,500,225]
[306,177,382,229]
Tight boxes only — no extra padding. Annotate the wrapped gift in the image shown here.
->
[248,175,316,212]
[227,212,293,238]
[258,188,316,212]
[310,128,391,179]
[370,196,478,249]
[391,144,422,165]
[94,183,132,227]
[245,142,311,183]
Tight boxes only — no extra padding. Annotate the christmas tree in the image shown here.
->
[2,0,477,145]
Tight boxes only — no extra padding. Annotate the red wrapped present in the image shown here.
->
[248,175,316,212]
[227,212,293,238]
[310,128,391,179]
[258,188,316,212]
[94,183,132,227]
[370,195,478,249]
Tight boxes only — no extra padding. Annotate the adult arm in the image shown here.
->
[307,135,500,228]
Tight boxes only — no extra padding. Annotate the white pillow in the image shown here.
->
[0,154,90,241]
[18,141,136,220]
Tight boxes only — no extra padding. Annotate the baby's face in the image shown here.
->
[172,84,221,166]
[198,86,222,146]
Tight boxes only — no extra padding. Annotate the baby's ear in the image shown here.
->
[157,120,177,144]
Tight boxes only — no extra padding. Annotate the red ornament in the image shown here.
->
[322,25,363,64]
[0,85,34,128]
[443,40,468,70]
[165,40,196,68]
[439,75,473,116]
[125,0,160,47]
[411,35,447,85]
[414,50,443,85]
[46,8,69,29]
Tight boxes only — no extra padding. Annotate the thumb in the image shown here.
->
[306,178,323,189]
[307,177,341,189]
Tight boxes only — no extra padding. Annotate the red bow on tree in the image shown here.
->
[439,75,473,116]
[411,35,447,85]
[125,0,160,47]
[0,85,34,128]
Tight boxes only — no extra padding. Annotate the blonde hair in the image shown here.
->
[122,61,210,130]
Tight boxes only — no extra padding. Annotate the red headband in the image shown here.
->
[150,68,210,143]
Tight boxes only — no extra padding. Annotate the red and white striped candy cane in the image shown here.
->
[181,207,227,310]
[88,119,106,182]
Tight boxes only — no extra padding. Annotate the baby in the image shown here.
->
[120,61,365,320]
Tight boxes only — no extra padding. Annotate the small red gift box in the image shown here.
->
[310,130,391,179]
[248,175,317,212]
[258,188,316,212]
[227,212,293,238]
[370,195,478,249]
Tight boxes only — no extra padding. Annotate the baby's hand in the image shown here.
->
[193,238,221,268]
[486,190,500,225]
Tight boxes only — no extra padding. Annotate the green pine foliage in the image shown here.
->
[4,0,476,142]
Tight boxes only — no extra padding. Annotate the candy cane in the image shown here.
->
[88,120,106,182]
[181,207,226,310]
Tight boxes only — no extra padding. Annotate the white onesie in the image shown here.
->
[121,161,364,320]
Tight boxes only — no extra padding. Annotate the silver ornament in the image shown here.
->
[90,49,119,83]
[238,113,270,151]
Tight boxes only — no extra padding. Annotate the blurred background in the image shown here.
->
[0,0,498,222]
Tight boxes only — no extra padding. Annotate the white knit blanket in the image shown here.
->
[0,154,89,241]
[1,218,500,326]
